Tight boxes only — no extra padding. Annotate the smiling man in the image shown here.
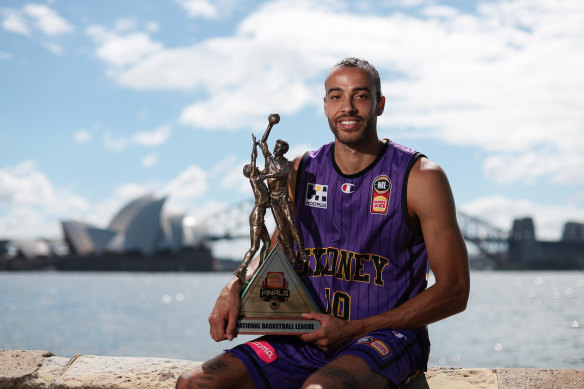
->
[178,58,470,389]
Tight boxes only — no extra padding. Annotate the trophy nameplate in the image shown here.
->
[237,243,321,334]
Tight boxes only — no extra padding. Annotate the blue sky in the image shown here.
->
[1,0,583,252]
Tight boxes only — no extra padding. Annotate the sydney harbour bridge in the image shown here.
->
[202,199,509,268]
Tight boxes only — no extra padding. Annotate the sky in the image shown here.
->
[1,0,583,255]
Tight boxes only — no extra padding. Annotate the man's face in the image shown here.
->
[324,66,385,146]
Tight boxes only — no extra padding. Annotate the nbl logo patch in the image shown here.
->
[357,336,392,358]
[306,183,327,209]
[370,175,391,215]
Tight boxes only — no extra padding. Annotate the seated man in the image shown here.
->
[178,57,470,389]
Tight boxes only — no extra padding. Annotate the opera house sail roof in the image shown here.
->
[60,194,200,257]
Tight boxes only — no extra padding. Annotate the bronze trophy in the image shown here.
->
[234,114,321,335]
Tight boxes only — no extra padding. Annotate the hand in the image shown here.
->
[298,312,357,353]
[208,279,241,342]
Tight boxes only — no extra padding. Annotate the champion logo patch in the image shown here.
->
[248,341,277,364]
[306,183,327,209]
[341,183,355,194]
[370,175,391,215]
[357,337,392,358]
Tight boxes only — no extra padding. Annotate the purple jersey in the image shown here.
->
[228,140,430,389]
[294,140,428,321]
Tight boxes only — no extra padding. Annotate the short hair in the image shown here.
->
[243,164,253,177]
[332,57,382,101]
[275,139,289,154]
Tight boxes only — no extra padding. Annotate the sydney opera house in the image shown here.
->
[61,194,205,257]
[1,195,216,271]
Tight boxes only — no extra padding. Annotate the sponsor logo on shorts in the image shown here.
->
[247,341,277,364]
[306,183,328,208]
[341,183,355,194]
[370,175,391,215]
[357,337,392,358]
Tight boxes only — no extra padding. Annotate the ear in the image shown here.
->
[323,96,328,116]
[376,96,385,116]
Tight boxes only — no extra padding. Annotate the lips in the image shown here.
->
[338,117,361,130]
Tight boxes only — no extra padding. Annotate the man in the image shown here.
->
[234,134,271,285]
[178,58,469,389]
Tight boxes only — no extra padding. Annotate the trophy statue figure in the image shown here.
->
[258,113,309,265]
[233,134,271,285]
[235,113,321,335]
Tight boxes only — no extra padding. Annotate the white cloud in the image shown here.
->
[0,50,12,60]
[85,0,583,187]
[2,10,30,35]
[86,26,162,67]
[483,150,584,185]
[146,21,159,32]
[114,17,137,32]
[142,152,159,168]
[42,41,63,55]
[23,4,73,36]
[461,195,584,241]
[175,0,218,19]
[0,161,90,238]
[132,124,172,146]
[73,129,92,143]
[162,165,208,211]
[103,124,173,151]
[0,161,213,239]
[0,161,86,212]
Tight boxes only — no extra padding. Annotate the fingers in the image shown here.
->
[225,310,239,341]
[299,312,324,343]
[302,311,322,320]
[208,312,226,342]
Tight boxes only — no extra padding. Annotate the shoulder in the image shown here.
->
[407,157,454,218]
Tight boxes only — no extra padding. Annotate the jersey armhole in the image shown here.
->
[294,151,310,203]
[401,152,425,235]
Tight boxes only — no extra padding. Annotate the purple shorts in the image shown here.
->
[227,328,429,389]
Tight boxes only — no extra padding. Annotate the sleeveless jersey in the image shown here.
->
[294,141,428,321]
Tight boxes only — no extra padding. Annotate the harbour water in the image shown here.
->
[1,271,583,369]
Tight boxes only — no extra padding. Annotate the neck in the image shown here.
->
[333,137,384,175]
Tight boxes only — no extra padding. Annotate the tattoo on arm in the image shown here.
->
[317,366,358,389]
[201,359,228,374]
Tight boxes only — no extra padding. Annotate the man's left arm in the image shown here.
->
[301,157,470,352]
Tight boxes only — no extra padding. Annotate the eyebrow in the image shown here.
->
[326,86,372,95]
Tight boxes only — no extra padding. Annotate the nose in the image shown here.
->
[340,97,357,114]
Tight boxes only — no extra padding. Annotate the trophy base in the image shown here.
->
[237,243,322,335]
[237,317,321,335]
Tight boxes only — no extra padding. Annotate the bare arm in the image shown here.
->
[301,157,470,351]
[260,161,290,180]
[250,134,258,174]
[208,254,261,342]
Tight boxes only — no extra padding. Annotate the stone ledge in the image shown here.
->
[1,350,583,389]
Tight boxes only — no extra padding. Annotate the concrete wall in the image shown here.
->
[1,350,583,389]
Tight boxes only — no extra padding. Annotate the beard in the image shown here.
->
[328,116,376,147]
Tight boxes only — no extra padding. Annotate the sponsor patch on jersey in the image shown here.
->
[341,183,355,194]
[247,341,277,364]
[370,175,391,215]
[357,337,392,358]
[306,183,328,208]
